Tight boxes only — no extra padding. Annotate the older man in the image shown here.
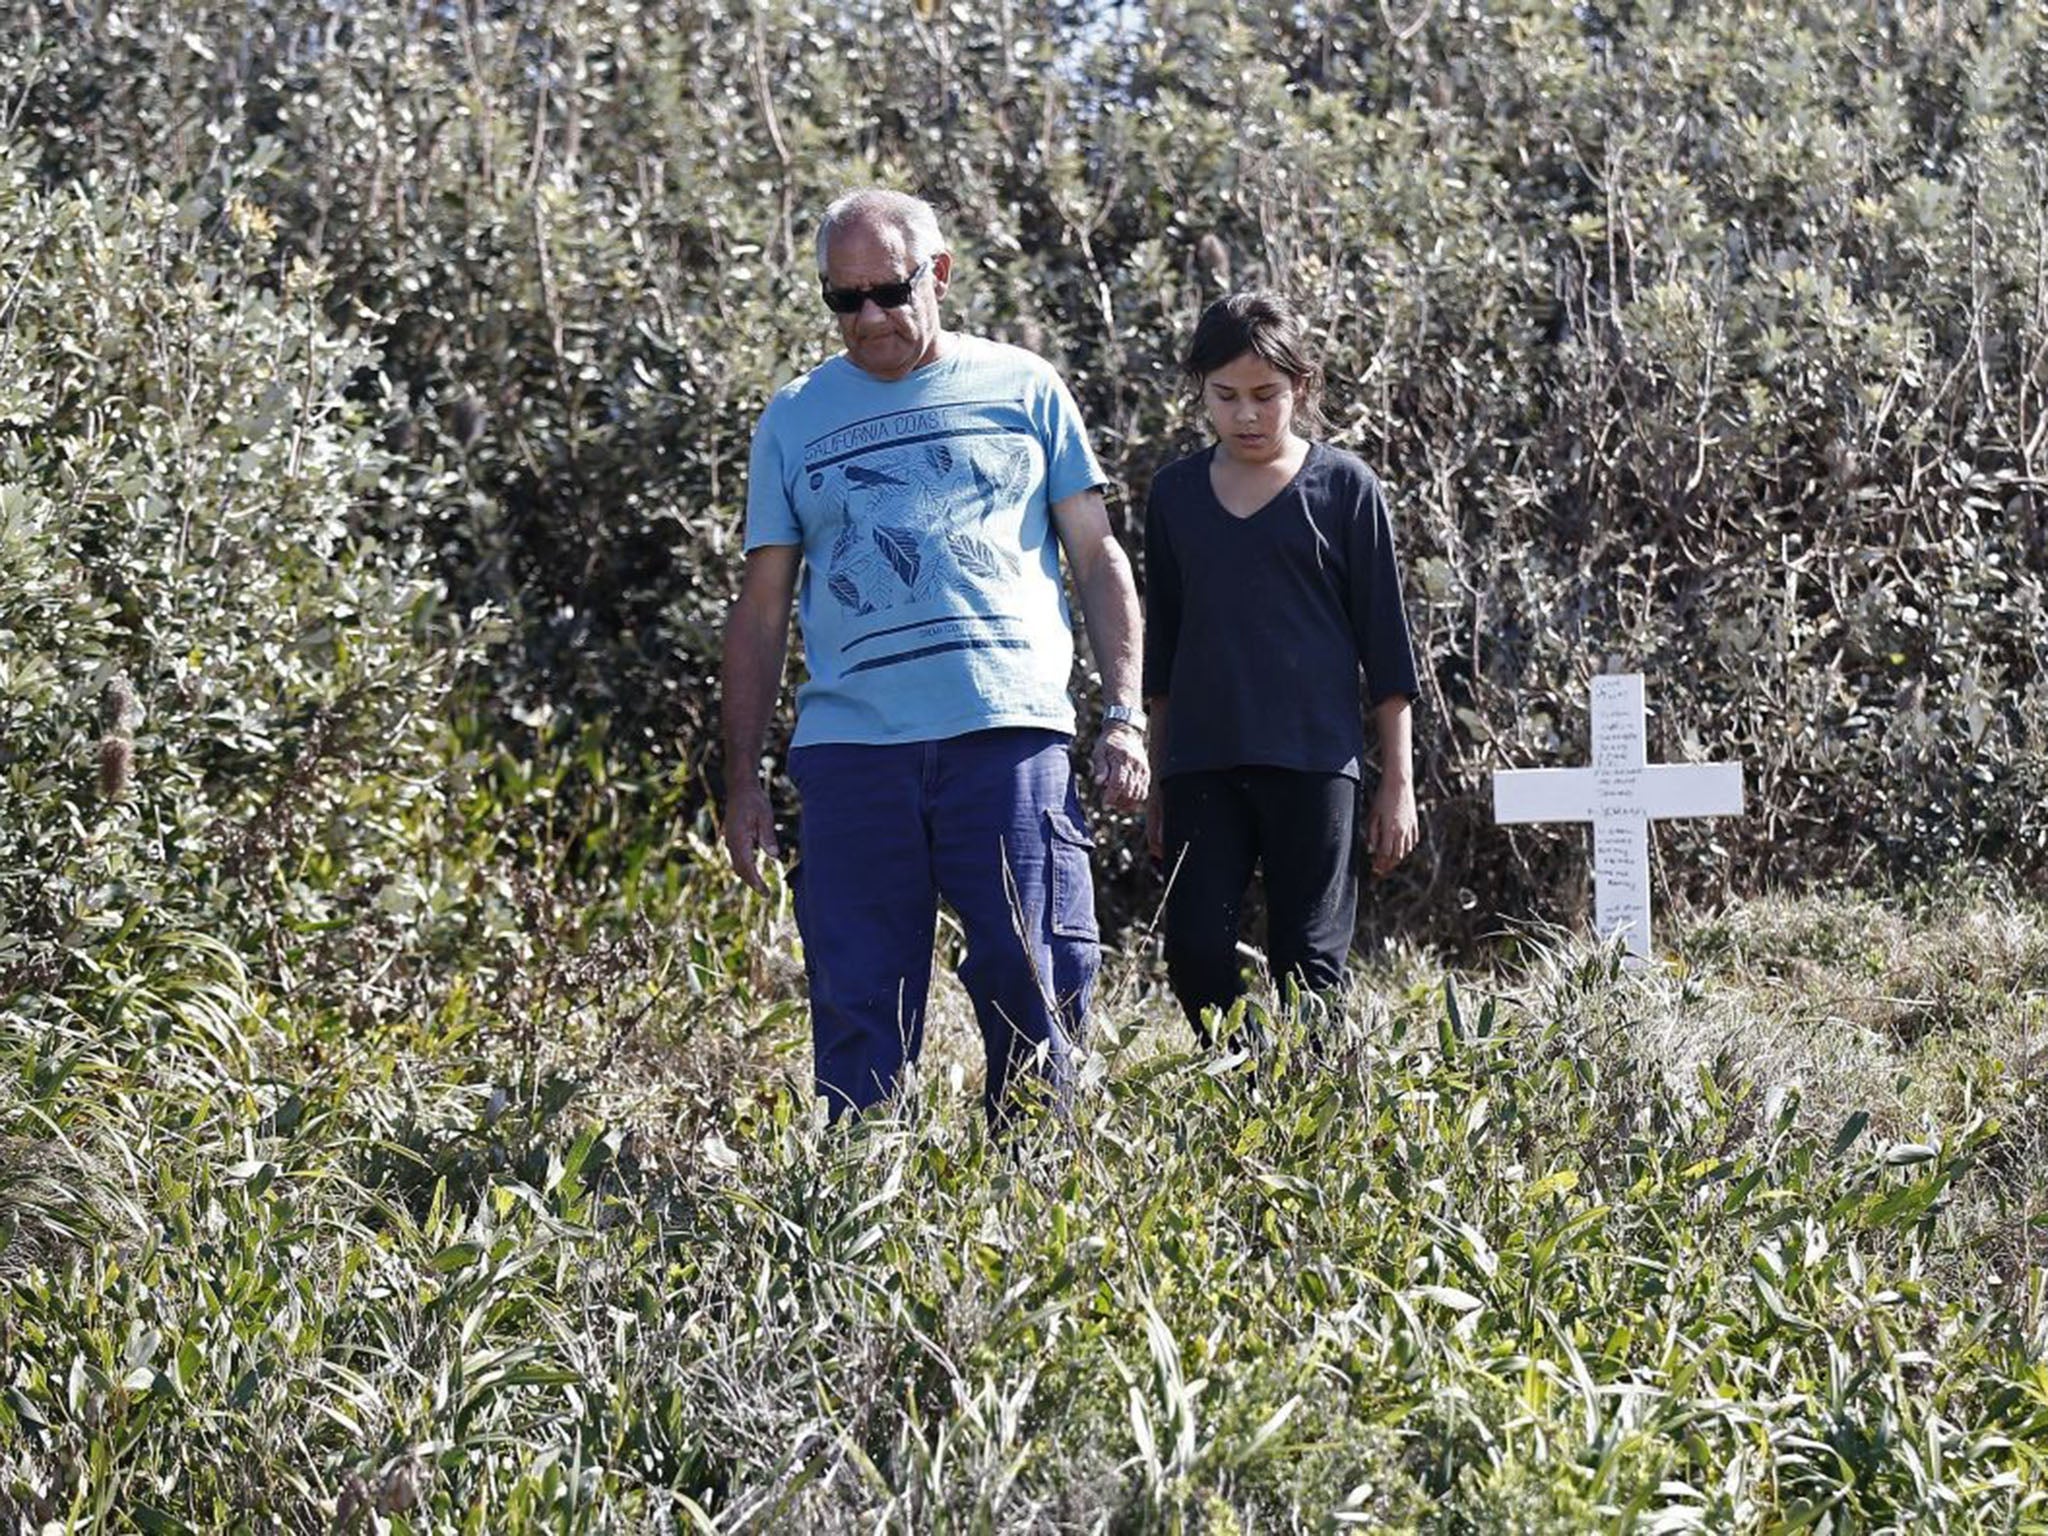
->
[721,188,1148,1120]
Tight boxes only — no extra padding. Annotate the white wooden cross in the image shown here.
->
[1493,674,1744,963]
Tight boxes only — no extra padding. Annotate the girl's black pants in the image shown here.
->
[1160,766,1358,1036]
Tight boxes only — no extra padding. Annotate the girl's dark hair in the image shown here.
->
[1183,290,1326,431]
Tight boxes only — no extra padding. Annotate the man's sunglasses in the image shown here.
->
[820,259,929,315]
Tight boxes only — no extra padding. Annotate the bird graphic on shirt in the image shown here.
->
[968,458,1000,522]
[843,462,908,493]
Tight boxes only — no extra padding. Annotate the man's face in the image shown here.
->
[824,219,951,382]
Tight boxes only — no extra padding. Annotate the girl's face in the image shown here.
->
[1201,350,1305,466]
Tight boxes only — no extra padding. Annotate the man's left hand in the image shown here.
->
[1092,722,1149,813]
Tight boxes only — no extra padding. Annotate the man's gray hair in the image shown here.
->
[815,189,946,274]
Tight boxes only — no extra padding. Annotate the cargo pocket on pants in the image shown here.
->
[1045,806,1099,941]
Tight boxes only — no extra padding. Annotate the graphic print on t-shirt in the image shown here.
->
[804,399,1038,674]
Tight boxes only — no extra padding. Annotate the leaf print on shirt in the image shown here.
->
[992,443,1033,508]
[828,493,862,565]
[828,570,872,614]
[947,533,1018,584]
[963,442,1036,529]
[810,421,1040,624]
[873,524,923,590]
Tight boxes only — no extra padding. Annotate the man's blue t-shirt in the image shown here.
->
[745,336,1106,746]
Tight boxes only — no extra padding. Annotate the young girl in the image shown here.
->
[1142,291,1419,1033]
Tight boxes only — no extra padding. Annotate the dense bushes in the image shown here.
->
[8,0,2043,944]
[0,139,477,1009]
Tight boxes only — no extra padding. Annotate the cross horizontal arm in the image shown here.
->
[1493,767,1599,825]
[1635,763,1744,819]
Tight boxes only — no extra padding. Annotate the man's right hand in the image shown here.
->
[724,779,781,893]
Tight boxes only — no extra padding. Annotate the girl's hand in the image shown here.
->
[1366,775,1417,877]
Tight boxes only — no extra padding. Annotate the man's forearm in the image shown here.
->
[721,618,785,793]
[1074,539,1144,711]
[1050,489,1144,715]
[720,550,798,794]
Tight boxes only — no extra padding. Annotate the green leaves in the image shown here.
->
[11,0,2048,956]
[5,891,2046,1529]
[0,142,481,1030]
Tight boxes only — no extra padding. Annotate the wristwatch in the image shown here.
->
[1103,703,1145,733]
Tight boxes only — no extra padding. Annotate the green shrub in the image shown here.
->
[13,1,2044,941]
[0,141,477,1006]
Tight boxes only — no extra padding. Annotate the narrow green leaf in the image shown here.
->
[1829,1110,1871,1159]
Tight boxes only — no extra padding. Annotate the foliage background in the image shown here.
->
[10,0,2045,954]
[3,0,2048,1529]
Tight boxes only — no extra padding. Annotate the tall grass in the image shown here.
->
[4,886,2044,1531]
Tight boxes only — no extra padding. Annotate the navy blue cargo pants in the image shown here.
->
[786,727,1100,1120]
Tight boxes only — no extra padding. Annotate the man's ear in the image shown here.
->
[930,250,953,299]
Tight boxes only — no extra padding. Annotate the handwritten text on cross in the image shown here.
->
[1493,674,1744,961]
